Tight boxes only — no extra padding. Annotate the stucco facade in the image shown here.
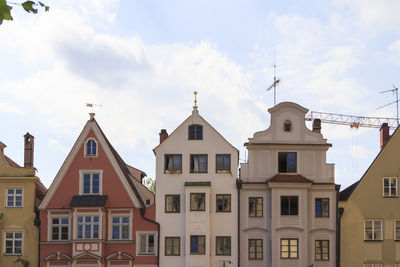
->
[39,114,158,267]
[239,102,337,267]
[339,124,400,267]
[154,106,239,267]
[0,134,46,267]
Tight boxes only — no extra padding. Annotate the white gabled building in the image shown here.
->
[154,104,239,267]
[238,102,337,267]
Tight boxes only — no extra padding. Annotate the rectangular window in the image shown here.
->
[315,198,329,217]
[280,238,298,259]
[190,235,205,255]
[165,195,180,213]
[111,216,130,240]
[164,154,182,173]
[395,220,400,240]
[315,240,329,261]
[383,177,397,197]
[216,194,231,212]
[249,197,263,217]
[6,188,23,207]
[216,154,231,172]
[165,237,180,256]
[278,152,297,173]
[248,239,263,260]
[216,236,231,256]
[83,173,100,194]
[190,154,208,173]
[139,234,155,254]
[281,196,298,216]
[51,217,69,241]
[77,216,99,239]
[364,219,382,240]
[4,232,23,255]
[190,193,205,211]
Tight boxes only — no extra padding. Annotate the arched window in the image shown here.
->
[284,120,292,132]
[188,124,203,140]
[85,139,97,156]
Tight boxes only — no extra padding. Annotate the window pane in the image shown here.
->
[281,196,289,215]
[290,196,298,215]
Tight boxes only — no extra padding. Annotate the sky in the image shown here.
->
[1,0,400,190]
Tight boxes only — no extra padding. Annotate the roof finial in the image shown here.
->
[194,91,198,108]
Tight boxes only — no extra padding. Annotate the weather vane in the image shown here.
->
[194,91,198,107]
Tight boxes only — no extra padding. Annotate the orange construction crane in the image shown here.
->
[305,111,398,130]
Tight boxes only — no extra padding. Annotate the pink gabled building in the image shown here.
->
[39,113,158,267]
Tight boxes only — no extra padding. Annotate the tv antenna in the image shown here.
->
[266,65,280,106]
[377,85,399,126]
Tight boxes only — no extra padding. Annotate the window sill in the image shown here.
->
[364,239,383,242]
[138,253,156,256]
[383,196,398,198]
[165,170,182,174]
[3,253,22,256]
[165,254,180,256]
[190,172,208,174]
[5,206,23,208]
[216,210,232,213]
[216,170,231,174]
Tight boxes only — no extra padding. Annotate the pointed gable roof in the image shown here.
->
[39,116,145,209]
[339,125,400,201]
[153,106,239,155]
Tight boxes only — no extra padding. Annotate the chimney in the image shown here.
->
[380,123,390,149]
[24,132,34,168]
[312,119,322,133]
[159,129,168,144]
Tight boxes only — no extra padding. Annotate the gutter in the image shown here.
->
[34,206,41,267]
[236,179,242,267]
[140,208,160,267]
[335,185,343,267]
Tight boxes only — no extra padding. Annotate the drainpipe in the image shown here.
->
[34,206,41,267]
[335,185,343,267]
[140,207,160,267]
[236,179,242,267]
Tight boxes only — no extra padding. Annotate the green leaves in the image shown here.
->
[22,1,37,14]
[0,0,13,25]
[0,1,49,25]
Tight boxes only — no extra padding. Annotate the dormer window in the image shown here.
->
[188,124,203,140]
[85,139,97,157]
[284,120,292,132]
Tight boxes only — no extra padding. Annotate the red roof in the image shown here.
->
[268,174,313,183]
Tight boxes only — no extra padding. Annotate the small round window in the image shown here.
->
[284,120,292,132]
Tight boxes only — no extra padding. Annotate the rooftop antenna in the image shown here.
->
[377,85,399,126]
[266,64,280,106]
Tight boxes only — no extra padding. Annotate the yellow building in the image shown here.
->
[0,133,46,267]
[339,124,400,267]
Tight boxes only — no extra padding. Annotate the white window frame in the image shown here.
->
[383,177,398,197]
[79,170,103,195]
[5,187,23,208]
[3,231,23,255]
[48,215,71,241]
[136,231,157,255]
[110,215,131,240]
[75,214,101,239]
[364,219,383,241]
[84,138,98,157]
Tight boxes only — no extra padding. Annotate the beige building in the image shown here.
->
[239,102,337,267]
[339,124,400,267]
[0,134,46,267]
[154,104,239,267]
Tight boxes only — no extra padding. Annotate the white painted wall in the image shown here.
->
[155,107,239,267]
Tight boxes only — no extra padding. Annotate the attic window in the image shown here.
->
[284,120,292,132]
[85,139,97,157]
[189,124,203,140]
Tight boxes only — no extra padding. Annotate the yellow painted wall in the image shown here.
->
[340,128,400,267]
[0,144,40,267]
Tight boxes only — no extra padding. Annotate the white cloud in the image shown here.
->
[0,103,24,115]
